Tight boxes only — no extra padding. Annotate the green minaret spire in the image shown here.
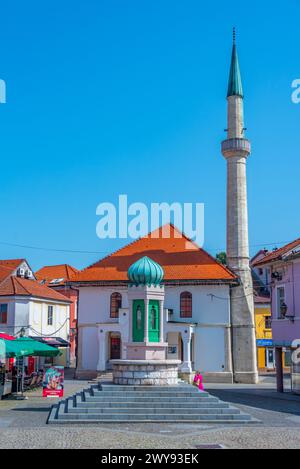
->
[227,28,243,98]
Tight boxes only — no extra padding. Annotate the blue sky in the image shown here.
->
[0,0,299,270]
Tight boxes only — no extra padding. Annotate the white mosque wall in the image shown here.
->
[195,327,225,372]
[164,284,230,324]
[78,286,128,324]
[78,283,231,375]
[81,326,99,371]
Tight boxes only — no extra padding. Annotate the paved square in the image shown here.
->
[0,375,299,449]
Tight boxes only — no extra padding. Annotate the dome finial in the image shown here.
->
[128,256,164,286]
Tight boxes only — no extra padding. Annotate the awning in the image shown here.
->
[0,338,34,358]
[0,332,15,341]
[10,337,61,357]
[0,336,60,358]
[29,336,70,348]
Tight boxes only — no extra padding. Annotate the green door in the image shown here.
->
[148,300,160,342]
[132,300,144,342]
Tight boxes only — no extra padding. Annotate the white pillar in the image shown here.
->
[181,332,192,373]
[144,299,149,343]
[97,330,107,371]
[76,326,83,370]
[128,299,133,343]
[224,326,233,373]
[159,300,164,342]
[121,334,126,359]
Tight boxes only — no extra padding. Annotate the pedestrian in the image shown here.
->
[193,370,204,391]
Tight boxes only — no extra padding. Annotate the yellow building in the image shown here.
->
[254,296,274,370]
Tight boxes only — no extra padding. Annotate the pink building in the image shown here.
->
[254,238,300,393]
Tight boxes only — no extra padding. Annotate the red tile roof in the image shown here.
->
[70,224,236,283]
[253,238,300,267]
[35,264,79,286]
[0,259,25,283]
[254,294,271,305]
[0,276,71,302]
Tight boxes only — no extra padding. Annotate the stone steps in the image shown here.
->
[48,383,257,424]
[98,385,199,392]
[91,391,206,398]
[67,407,241,415]
[75,400,226,408]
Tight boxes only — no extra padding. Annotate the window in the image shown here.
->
[110,292,122,318]
[180,291,192,318]
[265,316,272,329]
[136,305,142,330]
[47,305,54,326]
[150,306,157,329]
[0,304,8,324]
[277,287,285,319]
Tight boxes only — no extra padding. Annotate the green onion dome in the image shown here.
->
[128,256,164,286]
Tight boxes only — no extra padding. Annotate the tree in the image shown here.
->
[216,252,227,265]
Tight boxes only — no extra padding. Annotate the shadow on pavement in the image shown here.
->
[207,388,300,416]
[12,407,51,412]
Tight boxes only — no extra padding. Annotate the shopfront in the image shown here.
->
[29,336,70,367]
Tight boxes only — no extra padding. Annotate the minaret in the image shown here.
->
[221,29,258,384]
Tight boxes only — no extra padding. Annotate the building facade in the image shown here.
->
[71,225,237,383]
[67,32,260,385]
[254,296,273,370]
[251,251,273,371]
[254,238,300,393]
[35,264,79,368]
[0,259,71,368]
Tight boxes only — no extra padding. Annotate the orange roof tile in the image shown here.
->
[71,224,236,283]
[0,259,25,283]
[254,238,300,267]
[0,276,71,302]
[35,264,79,286]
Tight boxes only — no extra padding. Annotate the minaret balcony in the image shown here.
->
[221,137,251,158]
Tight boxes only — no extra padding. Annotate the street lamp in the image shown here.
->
[281,303,295,322]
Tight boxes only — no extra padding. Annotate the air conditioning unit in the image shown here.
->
[17,268,25,277]
[25,270,32,278]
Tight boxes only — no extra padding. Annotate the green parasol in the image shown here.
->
[12,337,61,357]
[0,338,35,358]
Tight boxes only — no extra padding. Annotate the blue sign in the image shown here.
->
[257,339,273,347]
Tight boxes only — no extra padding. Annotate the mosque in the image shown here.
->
[70,33,258,384]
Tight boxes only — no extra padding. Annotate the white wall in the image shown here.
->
[78,286,128,324]
[164,285,230,325]
[195,327,225,372]
[78,284,230,325]
[78,283,231,372]
[81,326,99,370]
[0,296,70,341]
[29,301,69,341]
[12,299,30,335]
[0,298,29,336]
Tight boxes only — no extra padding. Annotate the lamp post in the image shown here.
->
[281,303,295,322]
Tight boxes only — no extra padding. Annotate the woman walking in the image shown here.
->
[193,370,204,391]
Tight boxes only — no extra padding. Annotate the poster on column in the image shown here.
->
[42,366,64,398]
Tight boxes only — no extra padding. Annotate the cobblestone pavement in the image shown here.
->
[0,376,299,449]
